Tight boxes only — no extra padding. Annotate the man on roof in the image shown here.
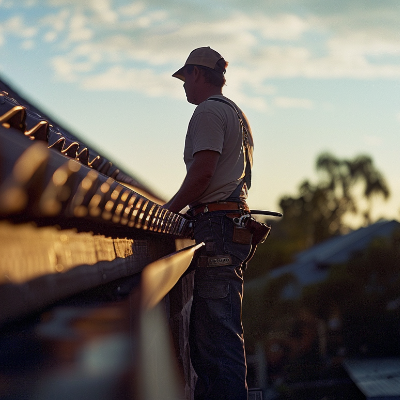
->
[164,46,254,400]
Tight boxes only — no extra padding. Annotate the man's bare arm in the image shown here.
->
[164,150,220,213]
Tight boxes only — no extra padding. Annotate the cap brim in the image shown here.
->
[172,66,185,81]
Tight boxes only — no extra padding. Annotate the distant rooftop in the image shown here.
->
[344,358,400,399]
[246,219,400,291]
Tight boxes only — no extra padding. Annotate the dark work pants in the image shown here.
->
[189,211,251,400]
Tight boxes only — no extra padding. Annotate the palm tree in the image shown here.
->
[279,153,390,245]
[347,155,390,224]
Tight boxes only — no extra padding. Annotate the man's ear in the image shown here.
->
[193,66,202,82]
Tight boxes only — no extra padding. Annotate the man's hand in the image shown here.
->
[164,150,220,213]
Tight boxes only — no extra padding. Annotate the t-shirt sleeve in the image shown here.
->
[189,111,224,155]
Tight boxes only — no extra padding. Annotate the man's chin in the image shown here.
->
[186,97,198,105]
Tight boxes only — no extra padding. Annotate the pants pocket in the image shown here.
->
[197,278,231,321]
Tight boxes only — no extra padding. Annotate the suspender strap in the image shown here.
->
[208,97,253,190]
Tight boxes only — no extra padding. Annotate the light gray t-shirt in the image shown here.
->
[184,95,254,206]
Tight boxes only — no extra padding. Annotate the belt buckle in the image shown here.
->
[203,205,209,213]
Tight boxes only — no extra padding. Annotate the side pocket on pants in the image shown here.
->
[197,279,231,321]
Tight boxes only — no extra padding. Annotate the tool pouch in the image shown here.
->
[233,226,253,244]
[245,218,271,245]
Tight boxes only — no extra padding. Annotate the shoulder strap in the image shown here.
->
[208,97,252,190]
[208,97,251,149]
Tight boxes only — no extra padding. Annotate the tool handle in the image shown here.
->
[250,210,283,217]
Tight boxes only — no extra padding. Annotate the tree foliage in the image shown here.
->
[279,152,390,246]
[245,152,390,281]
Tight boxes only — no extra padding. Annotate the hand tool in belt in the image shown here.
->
[232,211,282,242]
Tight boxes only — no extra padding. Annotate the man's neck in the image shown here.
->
[196,87,223,104]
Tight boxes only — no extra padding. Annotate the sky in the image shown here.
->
[0,0,399,226]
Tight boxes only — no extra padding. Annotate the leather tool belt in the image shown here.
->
[189,201,249,216]
[188,201,271,246]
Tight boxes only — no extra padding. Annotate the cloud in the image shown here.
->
[44,2,400,112]
[274,97,314,109]
[90,0,119,23]
[66,12,93,42]
[39,8,70,40]
[118,2,146,17]
[2,0,400,112]
[258,13,311,40]
[51,43,103,81]
[0,15,37,47]
[363,135,383,147]
[21,39,35,49]
[81,65,182,98]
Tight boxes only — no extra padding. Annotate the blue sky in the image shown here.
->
[0,0,399,225]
